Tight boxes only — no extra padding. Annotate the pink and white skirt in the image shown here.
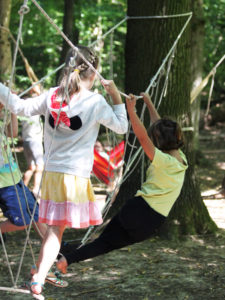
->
[39,171,103,228]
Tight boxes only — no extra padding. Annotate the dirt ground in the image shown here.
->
[0,123,225,300]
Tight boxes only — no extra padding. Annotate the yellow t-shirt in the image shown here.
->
[136,148,188,217]
[0,135,21,188]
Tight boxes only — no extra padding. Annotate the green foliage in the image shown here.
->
[10,0,64,89]
[203,0,225,105]
[10,0,126,91]
[8,0,224,106]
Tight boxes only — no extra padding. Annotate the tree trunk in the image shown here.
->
[110,0,217,236]
[190,0,205,148]
[57,0,79,82]
[0,0,12,82]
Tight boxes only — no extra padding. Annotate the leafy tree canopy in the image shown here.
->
[10,0,126,90]
[8,0,224,107]
[203,0,225,105]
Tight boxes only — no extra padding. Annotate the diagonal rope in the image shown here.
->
[145,13,192,95]
[30,0,142,100]
[156,46,176,109]
[191,54,225,104]
[205,70,216,117]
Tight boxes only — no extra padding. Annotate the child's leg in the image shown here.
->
[32,222,47,239]
[31,224,65,294]
[23,165,35,186]
[58,213,134,270]
[118,196,166,242]
[57,196,166,272]
[0,220,27,233]
[23,141,35,187]
[29,139,44,197]
[32,164,43,197]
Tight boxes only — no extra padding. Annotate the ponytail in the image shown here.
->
[57,45,99,99]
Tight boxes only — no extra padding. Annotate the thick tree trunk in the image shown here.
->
[162,0,216,236]
[110,0,217,236]
[0,0,12,82]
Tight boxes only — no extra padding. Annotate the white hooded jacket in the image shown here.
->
[0,84,128,178]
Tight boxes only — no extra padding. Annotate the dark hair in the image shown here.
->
[58,45,99,98]
[149,118,184,151]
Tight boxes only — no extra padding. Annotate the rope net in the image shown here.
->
[0,0,192,294]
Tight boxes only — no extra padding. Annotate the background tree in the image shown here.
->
[9,0,126,90]
[57,0,79,82]
[203,0,225,105]
[190,0,204,148]
[0,0,12,82]
[111,0,217,237]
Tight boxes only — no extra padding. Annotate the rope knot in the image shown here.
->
[18,4,30,15]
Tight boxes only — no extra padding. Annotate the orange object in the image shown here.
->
[108,141,124,167]
[92,141,124,184]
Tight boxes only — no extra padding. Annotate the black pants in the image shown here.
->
[63,196,166,266]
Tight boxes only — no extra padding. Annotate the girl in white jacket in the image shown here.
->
[0,45,128,296]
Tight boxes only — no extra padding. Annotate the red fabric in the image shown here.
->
[108,141,125,167]
[50,88,71,127]
[92,149,114,184]
[92,141,124,184]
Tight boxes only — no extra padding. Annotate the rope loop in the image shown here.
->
[18,4,30,16]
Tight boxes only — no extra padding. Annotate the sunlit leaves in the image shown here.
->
[10,0,126,90]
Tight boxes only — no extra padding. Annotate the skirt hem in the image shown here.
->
[38,217,103,229]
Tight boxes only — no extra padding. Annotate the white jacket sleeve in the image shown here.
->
[96,96,128,134]
[0,83,48,117]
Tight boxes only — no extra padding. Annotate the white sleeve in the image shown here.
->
[95,96,128,134]
[0,83,48,117]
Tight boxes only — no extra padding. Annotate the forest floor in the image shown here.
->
[1,122,225,300]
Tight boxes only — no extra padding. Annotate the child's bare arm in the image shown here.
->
[126,94,155,161]
[141,92,160,123]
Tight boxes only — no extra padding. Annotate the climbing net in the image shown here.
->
[0,0,193,295]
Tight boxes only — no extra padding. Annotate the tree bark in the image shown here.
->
[57,0,79,82]
[190,0,205,148]
[0,0,12,82]
[110,0,217,236]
